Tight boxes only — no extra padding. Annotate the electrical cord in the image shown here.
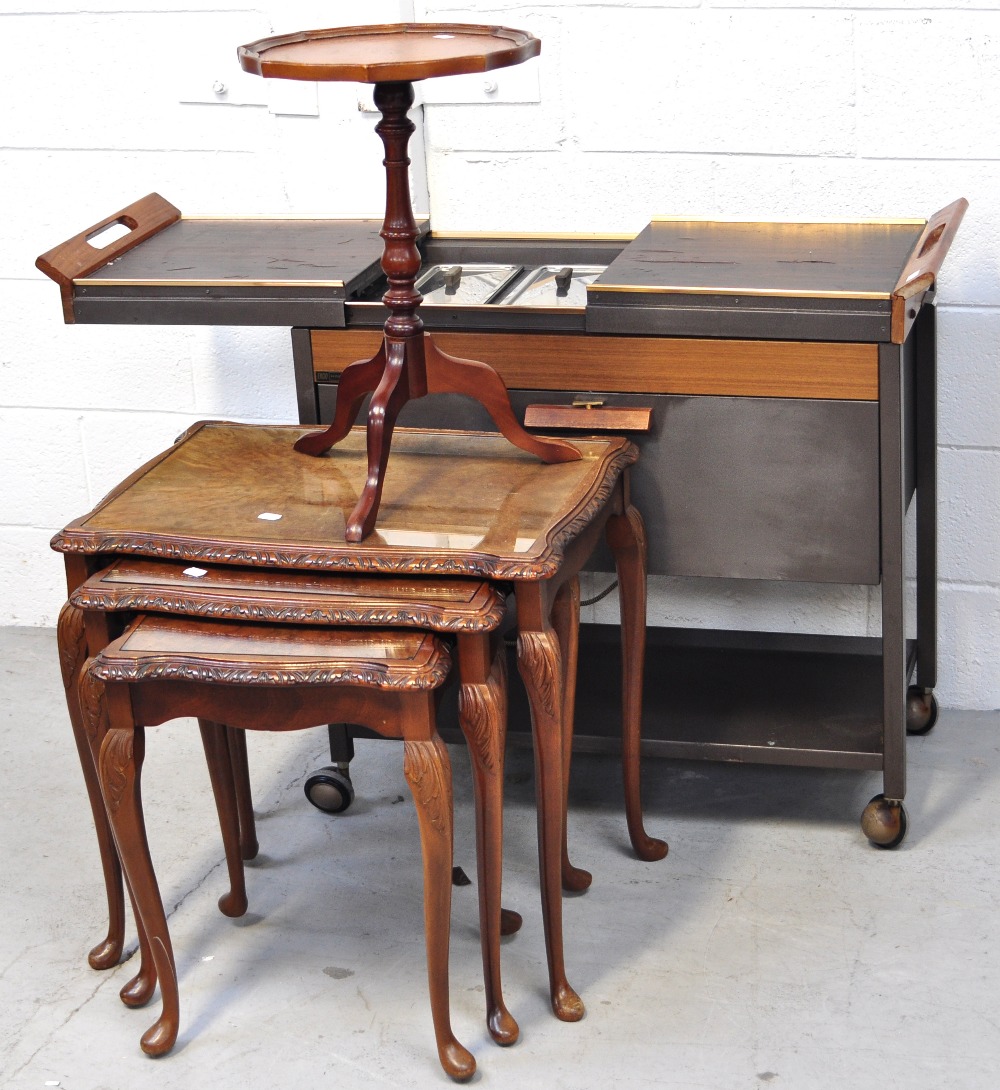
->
[580,579,618,607]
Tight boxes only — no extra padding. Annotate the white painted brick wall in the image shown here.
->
[3,0,418,627]
[4,1,998,709]
[412,0,1000,711]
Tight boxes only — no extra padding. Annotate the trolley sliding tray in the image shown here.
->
[587,217,936,343]
[35,193,418,326]
[69,217,401,327]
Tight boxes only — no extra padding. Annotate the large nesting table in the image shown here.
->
[53,421,665,1023]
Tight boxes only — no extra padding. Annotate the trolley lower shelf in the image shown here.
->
[528,624,909,770]
[326,623,920,846]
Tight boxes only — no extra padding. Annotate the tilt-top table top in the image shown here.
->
[238,23,540,84]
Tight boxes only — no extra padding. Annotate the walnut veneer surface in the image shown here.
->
[73,558,505,631]
[97,617,450,686]
[53,423,637,579]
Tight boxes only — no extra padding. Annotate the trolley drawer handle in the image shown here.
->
[524,402,653,432]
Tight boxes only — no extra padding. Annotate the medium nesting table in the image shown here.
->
[65,560,518,1067]
[53,421,666,1025]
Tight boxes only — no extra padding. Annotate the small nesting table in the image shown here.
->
[83,615,477,1074]
[53,422,666,1023]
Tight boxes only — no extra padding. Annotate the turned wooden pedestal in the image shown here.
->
[238,24,580,540]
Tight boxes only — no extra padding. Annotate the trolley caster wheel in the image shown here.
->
[304,766,355,814]
[906,687,939,735]
[861,794,907,849]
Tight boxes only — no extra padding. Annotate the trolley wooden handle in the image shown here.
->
[891,197,968,342]
[35,193,181,322]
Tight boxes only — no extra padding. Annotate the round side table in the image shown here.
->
[239,24,580,541]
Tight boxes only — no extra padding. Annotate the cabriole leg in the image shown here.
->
[606,504,668,861]
[404,733,476,1080]
[515,601,584,1023]
[59,603,125,969]
[97,694,179,1056]
[551,578,593,891]
[457,636,518,1046]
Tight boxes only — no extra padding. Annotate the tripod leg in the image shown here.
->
[294,342,387,456]
[424,336,580,464]
[345,339,412,542]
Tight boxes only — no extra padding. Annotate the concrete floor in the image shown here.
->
[2,626,999,1090]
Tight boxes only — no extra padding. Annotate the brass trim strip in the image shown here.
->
[588,283,891,300]
[181,214,423,224]
[497,305,587,314]
[650,214,927,226]
[76,277,346,289]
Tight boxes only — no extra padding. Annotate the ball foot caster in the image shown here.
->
[304,765,355,813]
[861,794,907,848]
[906,687,939,735]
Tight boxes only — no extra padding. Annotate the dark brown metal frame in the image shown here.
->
[292,296,940,848]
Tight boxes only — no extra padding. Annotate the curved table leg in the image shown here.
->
[457,637,519,1046]
[199,721,249,918]
[97,717,179,1056]
[346,339,411,542]
[117,880,157,1011]
[293,343,387,456]
[552,578,592,892]
[606,504,667,862]
[515,596,584,1023]
[77,663,157,1007]
[500,907,523,936]
[58,603,125,969]
[226,726,259,861]
[403,734,476,1081]
[424,335,580,464]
